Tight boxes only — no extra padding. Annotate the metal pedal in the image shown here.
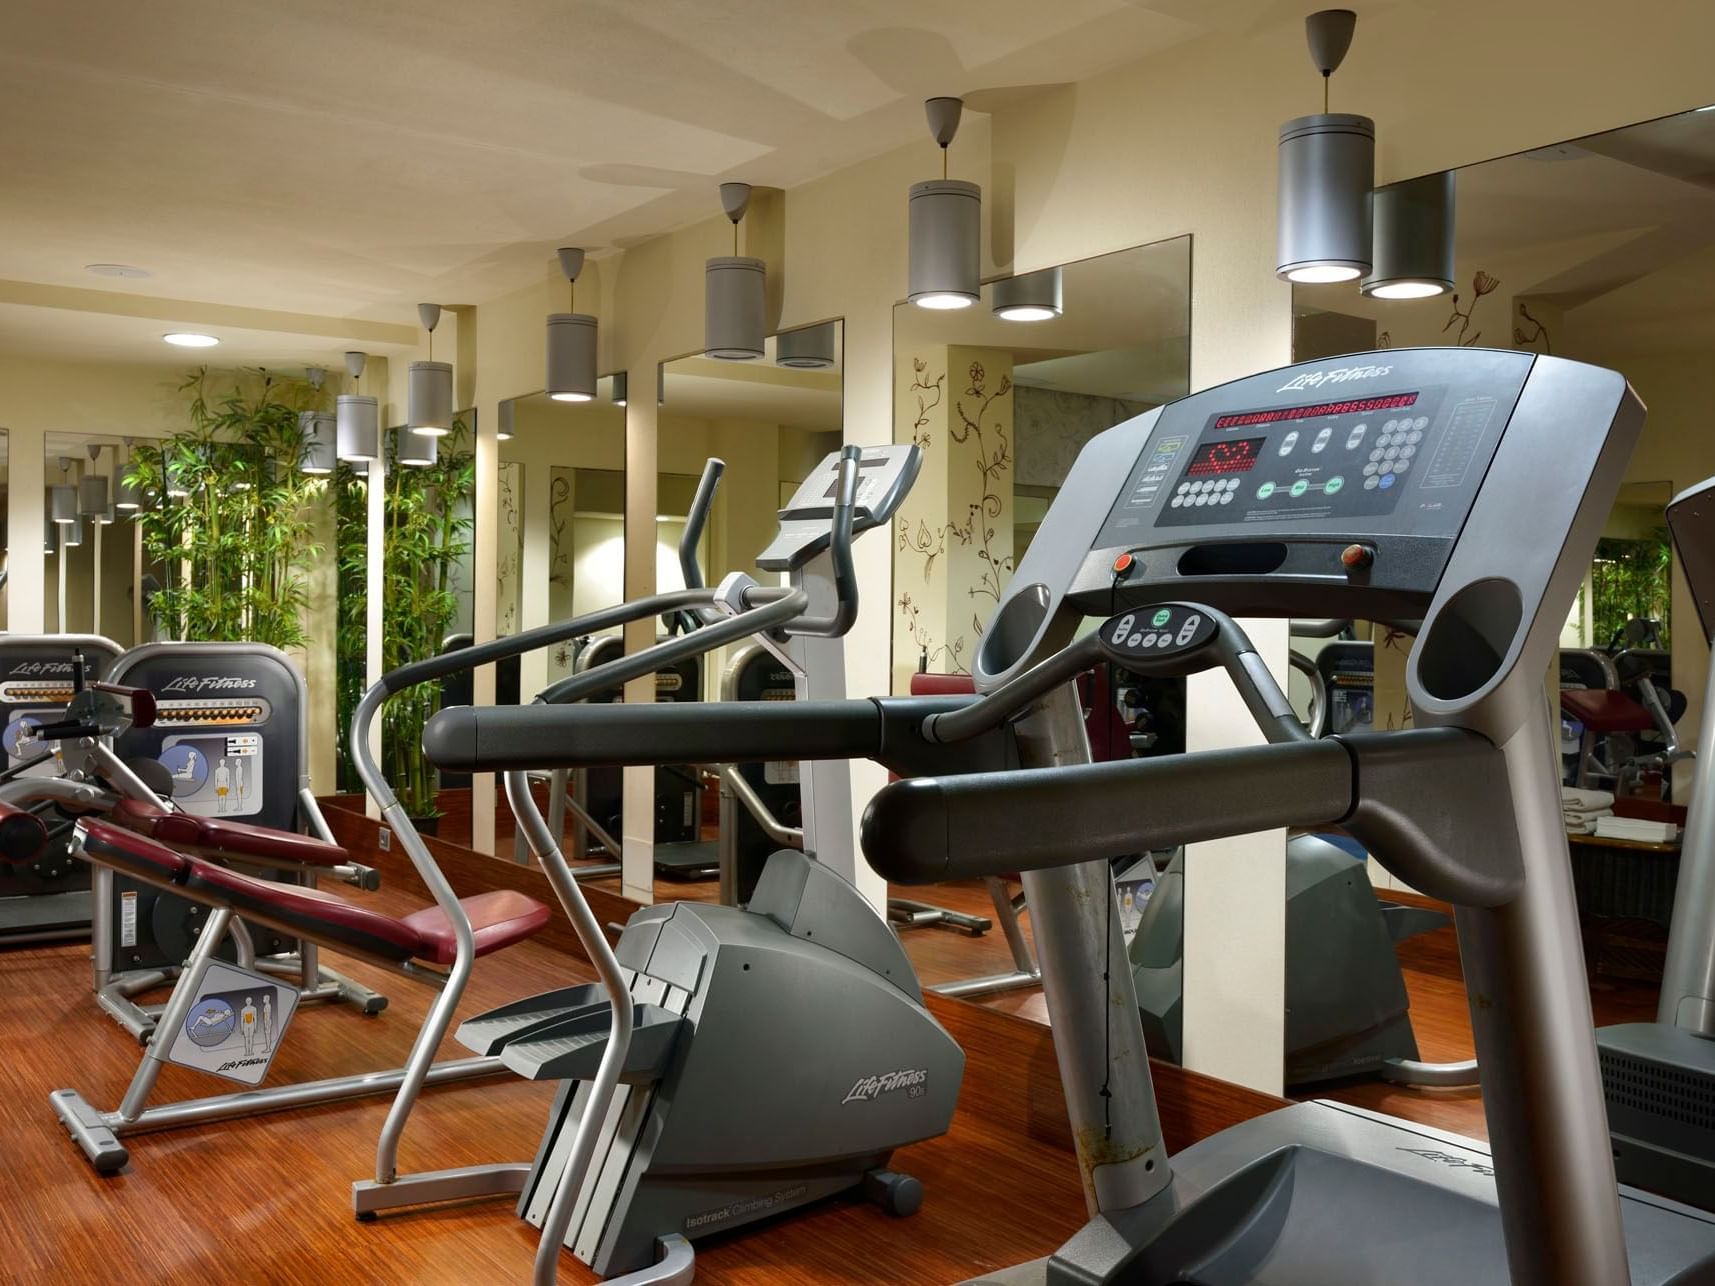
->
[456,983,608,1055]
[499,1003,685,1083]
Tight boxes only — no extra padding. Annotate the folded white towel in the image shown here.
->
[1563,804,1613,820]
[1595,816,1678,844]
[1562,787,1616,812]
[1565,815,1599,835]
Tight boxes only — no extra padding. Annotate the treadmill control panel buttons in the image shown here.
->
[1099,604,1218,666]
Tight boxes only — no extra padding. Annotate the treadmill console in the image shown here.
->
[1070,348,1535,618]
[757,443,922,571]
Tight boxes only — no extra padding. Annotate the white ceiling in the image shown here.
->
[0,0,1263,329]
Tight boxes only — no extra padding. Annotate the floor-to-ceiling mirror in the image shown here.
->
[885,240,1194,1022]
[43,435,151,643]
[487,383,626,857]
[1281,105,1715,1133]
[646,324,843,899]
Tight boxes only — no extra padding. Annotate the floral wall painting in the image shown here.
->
[1443,270,1500,346]
[891,345,1015,692]
[496,460,524,637]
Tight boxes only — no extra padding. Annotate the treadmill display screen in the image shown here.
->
[1213,392,1418,430]
[1186,438,1264,476]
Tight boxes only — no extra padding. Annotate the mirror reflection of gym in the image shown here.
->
[488,382,627,865]
[652,322,843,903]
[42,435,153,644]
[889,238,1193,1017]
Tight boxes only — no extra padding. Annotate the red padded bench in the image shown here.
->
[1560,687,1656,735]
[109,796,354,868]
[75,819,549,966]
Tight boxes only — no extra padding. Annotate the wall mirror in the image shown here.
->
[1293,104,1715,807]
[630,324,843,896]
[889,237,1192,695]
[331,413,476,834]
[44,434,153,644]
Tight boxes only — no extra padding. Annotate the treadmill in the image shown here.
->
[853,348,1715,1283]
[1598,474,1715,1209]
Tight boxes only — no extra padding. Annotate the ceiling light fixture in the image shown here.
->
[79,463,109,520]
[51,458,77,524]
[706,184,766,360]
[409,303,453,435]
[548,248,599,401]
[337,351,379,463]
[1362,170,1455,299]
[299,410,336,475]
[775,322,838,369]
[62,515,85,549]
[1276,10,1374,285]
[115,440,142,512]
[163,332,219,348]
[611,372,628,407]
[397,424,437,468]
[43,510,54,556]
[497,399,515,442]
[86,263,150,279]
[992,267,1063,321]
[909,97,981,310]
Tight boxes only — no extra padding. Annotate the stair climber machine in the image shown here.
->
[90,642,384,1038]
[0,634,122,942]
[1597,473,1715,1210]
[464,351,1715,1282]
[371,446,968,1285]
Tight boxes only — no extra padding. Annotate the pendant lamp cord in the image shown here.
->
[1323,70,1330,113]
[942,144,948,180]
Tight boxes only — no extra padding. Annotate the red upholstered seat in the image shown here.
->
[910,673,975,697]
[74,819,549,966]
[111,796,352,867]
[400,890,552,964]
[1561,688,1656,734]
[76,819,194,884]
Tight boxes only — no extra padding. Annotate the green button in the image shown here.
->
[1256,482,1276,500]
[1289,479,1309,497]
[1151,608,1172,628]
[1324,475,1344,495]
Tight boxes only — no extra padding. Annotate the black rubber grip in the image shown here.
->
[860,739,1354,884]
[422,699,886,772]
[0,803,50,864]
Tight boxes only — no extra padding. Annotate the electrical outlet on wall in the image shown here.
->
[378,827,392,851]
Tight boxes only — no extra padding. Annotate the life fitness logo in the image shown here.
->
[1277,363,1394,392]
[843,1067,928,1105]
[161,676,259,693]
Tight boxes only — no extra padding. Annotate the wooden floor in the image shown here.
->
[0,880,1094,1284]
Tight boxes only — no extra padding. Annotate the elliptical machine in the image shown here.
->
[379,446,965,1284]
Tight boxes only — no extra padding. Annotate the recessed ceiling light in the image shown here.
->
[86,263,151,279]
[163,333,219,348]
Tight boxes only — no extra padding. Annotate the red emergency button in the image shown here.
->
[1340,544,1375,572]
[1112,552,1134,574]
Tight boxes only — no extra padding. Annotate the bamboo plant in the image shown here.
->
[126,368,327,650]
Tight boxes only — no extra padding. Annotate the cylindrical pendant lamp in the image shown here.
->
[497,399,515,441]
[908,180,981,309]
[992,267,1063,321]
[43,511,54,555]
[611,372,628,406]
[397,425,437,468]
[79,474,108,518]
[337,394,380,461]
[775,323,838,369]
[1362,171,1456,299]
[1276,113,1374,283]
[115,460,142,512]
[705,257,766,359]
[63,515,84,548]
[50,484,77,525]
[547,313,598,401]
[408,361,453,435]
[299,410,336,475]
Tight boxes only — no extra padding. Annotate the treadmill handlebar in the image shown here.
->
[784,445,863,639]
[862,740,1355,883]
[377,588,713,696]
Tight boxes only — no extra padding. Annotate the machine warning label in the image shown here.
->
[120,890,138,948]
[161,960,299,1087]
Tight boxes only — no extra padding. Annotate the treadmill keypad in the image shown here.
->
[1098,604,1218,666]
